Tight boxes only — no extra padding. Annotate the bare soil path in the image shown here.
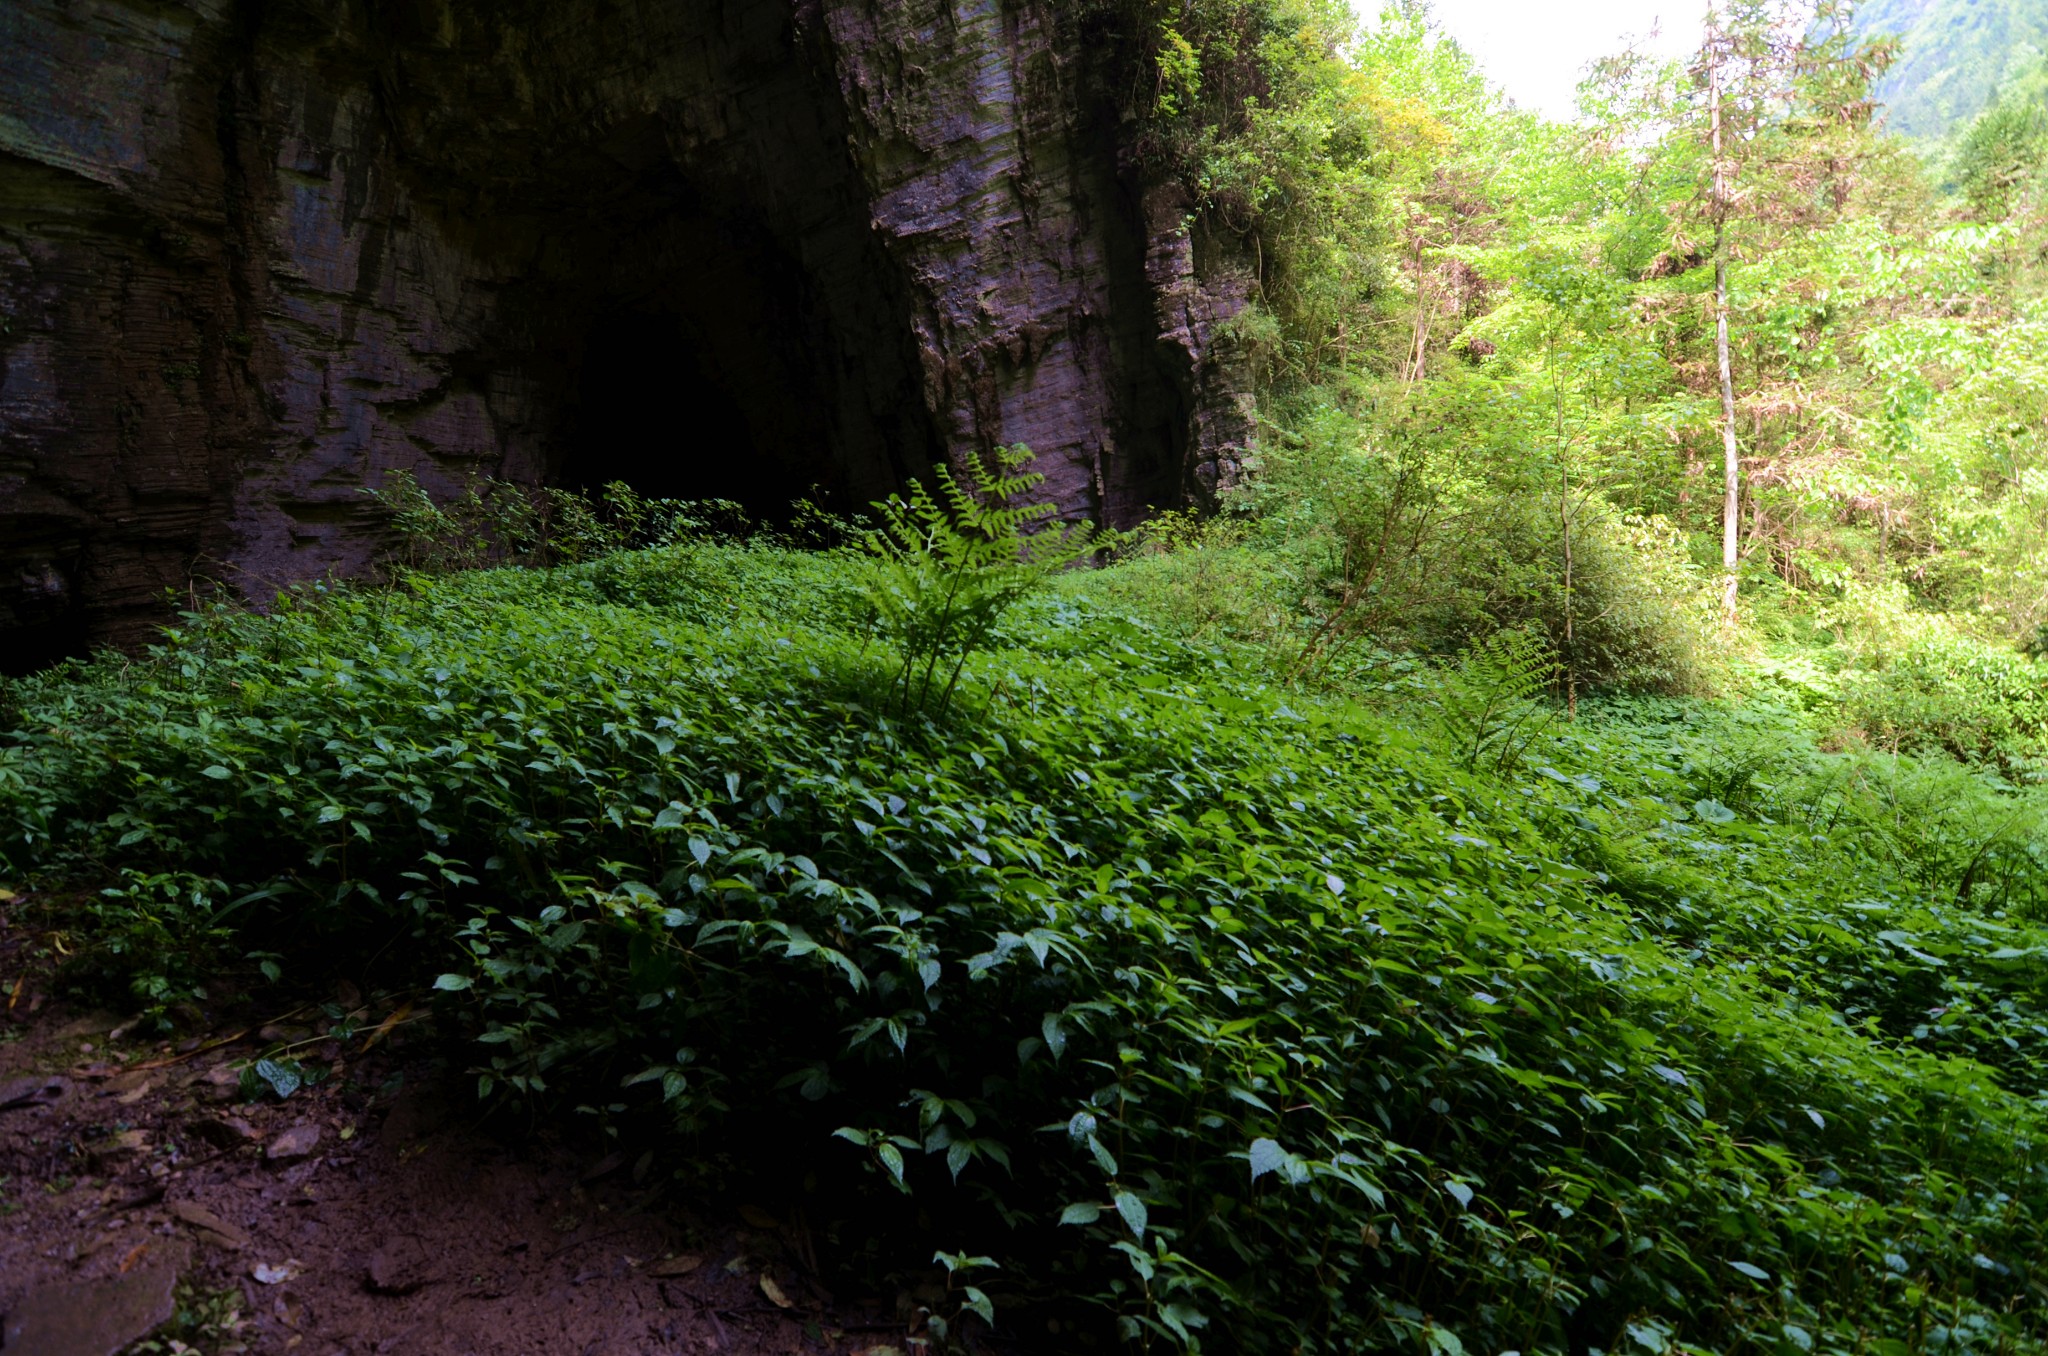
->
[0,915,908,1356]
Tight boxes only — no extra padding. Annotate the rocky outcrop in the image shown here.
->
[0,0,1255,665]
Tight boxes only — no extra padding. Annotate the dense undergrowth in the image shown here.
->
[5,540,2048,1354]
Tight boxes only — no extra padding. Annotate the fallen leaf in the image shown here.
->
[360,1001,414,1051]
[738,1204,778,1230]
[648,1254,704,1277]
[759,1273,794,1309]
[169,1200,252,1250]
[252,1260,301,1285]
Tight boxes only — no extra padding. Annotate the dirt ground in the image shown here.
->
[0,923,916,1356]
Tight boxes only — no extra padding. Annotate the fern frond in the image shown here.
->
[855,444,1104,718]
[1437,630,1560,776]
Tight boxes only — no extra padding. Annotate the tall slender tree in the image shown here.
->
[1706,15,1742,623]
[1673,1,1893,623]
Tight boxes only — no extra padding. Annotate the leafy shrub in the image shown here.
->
[1779,752,2048,918]
[362,469,763,575]
[6,547,2048,1354]
[1837,626,2048,771]
[1076,524,1296,654]
[569,540,869,633]
[1421,497,1717,696]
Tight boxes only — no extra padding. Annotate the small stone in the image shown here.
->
[2,1238,189,1356]
[366,1242,433,1296]
[266,1124,323,1161]
[192,1064,242,1103]
[54,1013,120,1040]
[88,1128,151,1168]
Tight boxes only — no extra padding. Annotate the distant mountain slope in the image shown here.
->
[1859,0,2048,140]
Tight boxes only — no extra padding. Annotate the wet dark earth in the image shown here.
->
[0,925,917,1355]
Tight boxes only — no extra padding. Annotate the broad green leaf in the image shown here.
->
[1113,1189,1148,1240]
[1248,1137,1286,1182]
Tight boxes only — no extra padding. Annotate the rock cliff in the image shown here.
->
[0,0,1255,666]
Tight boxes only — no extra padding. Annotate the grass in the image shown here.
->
[3,540,2046,1353]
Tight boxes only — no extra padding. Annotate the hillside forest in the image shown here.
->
[7,0,2048,1352]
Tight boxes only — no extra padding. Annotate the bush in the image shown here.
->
[1076,514,1296,654]
[1837,626,2048,771]
[1426,498,1718,696]
[361,470,775,575]
[1245,398,1717,695]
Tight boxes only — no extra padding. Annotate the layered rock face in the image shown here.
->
[0,0,1255,666]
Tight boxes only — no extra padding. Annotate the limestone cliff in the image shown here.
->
[0,0,1255,666]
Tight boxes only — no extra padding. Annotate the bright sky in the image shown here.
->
[1398,0,1714,121]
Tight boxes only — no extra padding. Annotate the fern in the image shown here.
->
[1436,630,1559,777]
[859,445,1100,718]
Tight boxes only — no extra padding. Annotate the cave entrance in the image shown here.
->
[0,609,88,677]
[562,220,856,524]
[571,313,757,504]
[0,561,88,677]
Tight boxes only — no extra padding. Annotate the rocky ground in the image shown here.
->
[0,902,915,1356]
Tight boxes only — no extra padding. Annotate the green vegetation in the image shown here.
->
[856,444,1103,718]
[1857,0,2048,143]
[8,1,2048,1352]
[6,537,2048,1352]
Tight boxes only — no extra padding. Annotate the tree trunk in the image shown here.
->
[1709,30,1741,625]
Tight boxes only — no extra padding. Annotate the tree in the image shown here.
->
[1706,13,1743,622]
[1673,2,1895,621]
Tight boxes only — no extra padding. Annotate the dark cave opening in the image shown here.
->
[0,562,89,677]
[0,612,89,678]
[553,199,878,524]
[569,312,760,504]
